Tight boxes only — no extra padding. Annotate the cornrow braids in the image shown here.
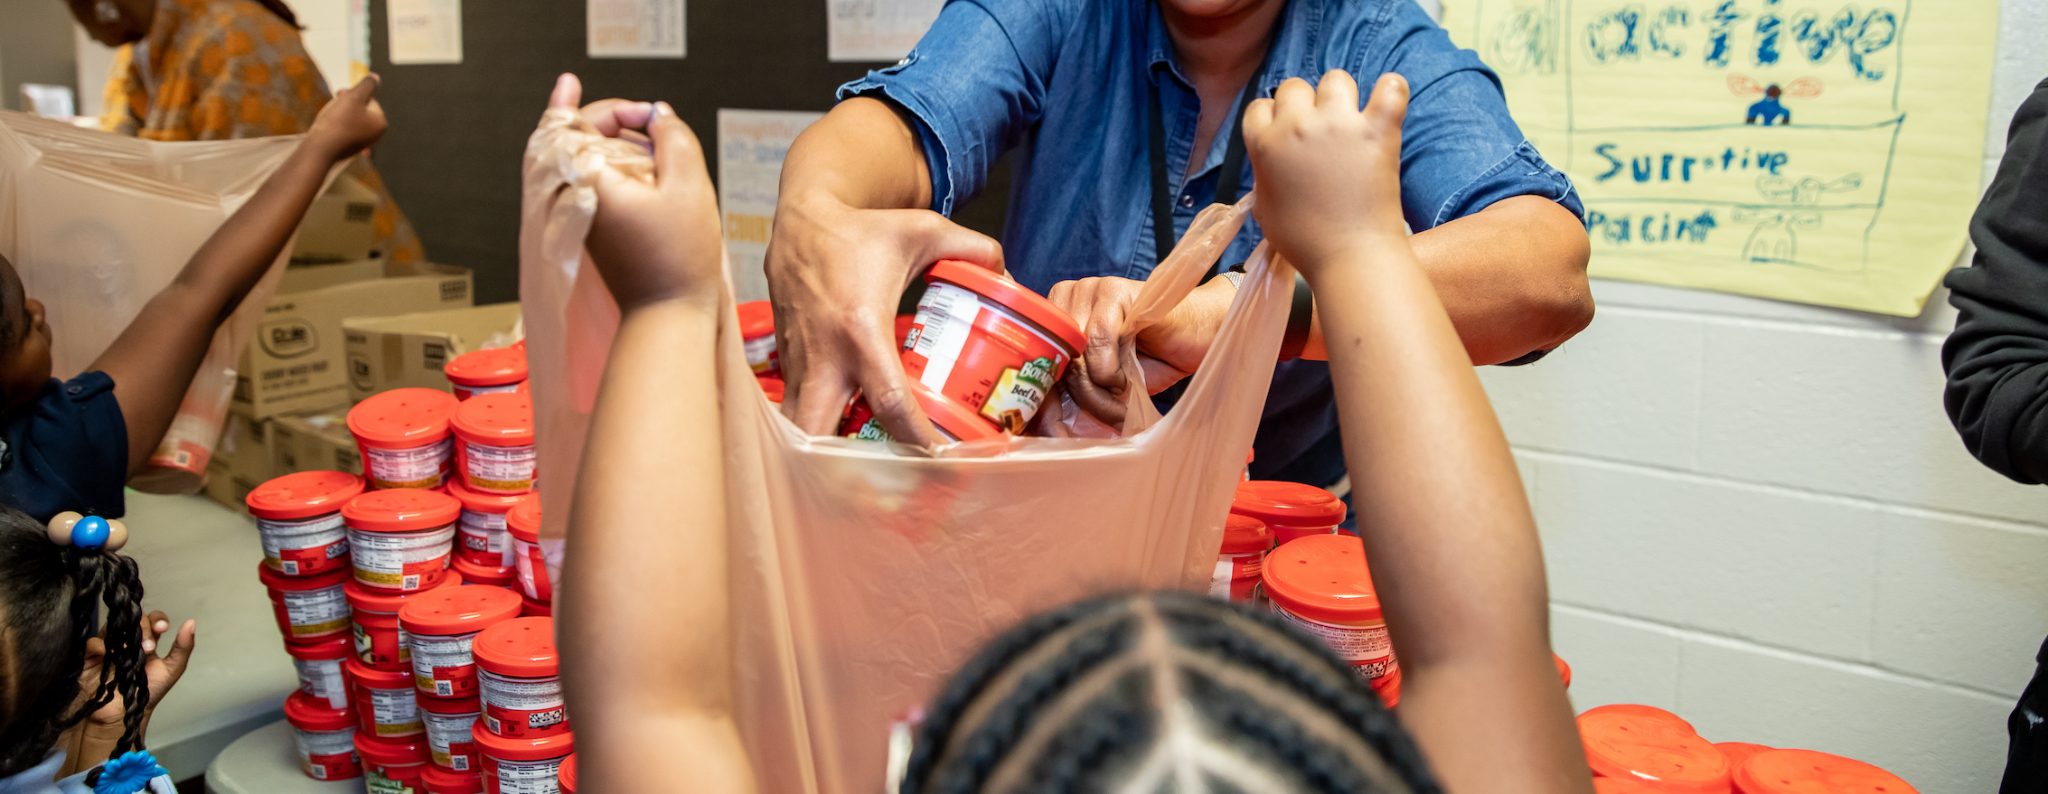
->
[0,506,151,779]
[902,591,1443,794]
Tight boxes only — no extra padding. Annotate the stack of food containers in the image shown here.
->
[505,501,551,617]
[340,487,463,790]
[1260,534,1403,707]
[249,471,367,782]
[349,388,461,491]
[472,617,574,793]
[401,584,522,792]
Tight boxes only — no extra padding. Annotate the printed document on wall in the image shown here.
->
[588,0,686,59]
[1443,0,1999,316]
[718,110,824,302]
[386,0,462,65]
[828,0,942,62]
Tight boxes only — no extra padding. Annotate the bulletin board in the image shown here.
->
[367,0,1009,303]
[1443,0,2000,316]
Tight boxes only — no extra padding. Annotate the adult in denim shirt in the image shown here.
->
[766,0,1591,488]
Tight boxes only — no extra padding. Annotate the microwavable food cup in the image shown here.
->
[286,634,354,710]
[259,562,352,641]
[401,585,523,699]
[473,726,574,794]
[1733,749,1909,794]
[348,574,463,671]
[248,471,364,576]
[558,754,578,794]
[900,260,1086,434]
[454,556,518,589]
[448,479,529,569]
[418,695,483,772]
[355,732,430,791]
[349,388,459,489]
[1578,708,1730,793]
[505,501,551,603]
[1210,513,1271,602]
[739,300,778,375]
[758,375,786,404]
[445,346,529,401]
[1231,481,1347,546]
[452,393,537,495]
[344,488,460,592]
[840,381,1004,444]
[1261,534,1399,686]
[283,690,361,781]
[422,764,484,794]
[347,657,426,738]
[475,617,568,739]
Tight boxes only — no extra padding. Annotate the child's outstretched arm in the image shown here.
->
[546,75,755,794]
[1243,71,1591,793]
[89,76,388,474]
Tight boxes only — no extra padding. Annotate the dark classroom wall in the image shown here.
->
[367,0,1012,303]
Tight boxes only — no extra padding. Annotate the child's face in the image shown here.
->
[0,257,53,414]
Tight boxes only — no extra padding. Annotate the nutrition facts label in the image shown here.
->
[261,514,348,574]
[1274,609,1394,669]
[425,708,478,770]
[908,282,976,389]
[283,586,352,638]
[350,526,456,590]
[463,441,537,491]
[410,631,480,697]
[366,439,452,488]
[367,686,423,736]
[493,757,568,794]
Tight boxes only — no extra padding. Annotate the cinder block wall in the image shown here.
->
[1479,1,2048,788]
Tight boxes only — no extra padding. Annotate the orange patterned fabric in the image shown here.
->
[97,0,424,264]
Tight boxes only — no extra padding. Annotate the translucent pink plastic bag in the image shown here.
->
[0,111,308,492]
[522,108,1295,793]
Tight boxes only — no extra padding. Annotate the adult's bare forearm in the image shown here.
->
[1409,196,1593,364]
[779,97,933,211]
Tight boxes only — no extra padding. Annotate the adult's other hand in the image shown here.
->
[1048,274,1236,425]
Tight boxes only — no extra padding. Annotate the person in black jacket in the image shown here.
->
[1941,77,2048,794]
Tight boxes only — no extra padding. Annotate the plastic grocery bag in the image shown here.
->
[0,111,307,493]
[521,108,1294,793]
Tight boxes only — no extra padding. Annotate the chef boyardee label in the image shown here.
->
[979,356,1054,434]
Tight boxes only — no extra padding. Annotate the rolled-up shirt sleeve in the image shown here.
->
[836,0,1074,215]
[1943,79,2048,485]
[1369,3,1583,231]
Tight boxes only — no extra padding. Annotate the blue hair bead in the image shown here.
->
[93,750,166,794]
[72,515,111,550]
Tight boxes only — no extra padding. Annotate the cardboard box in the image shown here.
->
[344,303,522,402]
[271,410,361,476]
[201,413,275,513]
[292,175,380,264]
[235,260,473,418]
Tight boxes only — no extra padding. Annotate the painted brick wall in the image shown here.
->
[1477,1,2048,788]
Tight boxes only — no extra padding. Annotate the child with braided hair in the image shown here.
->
[553,65,1588,792]
[0,506,196,793]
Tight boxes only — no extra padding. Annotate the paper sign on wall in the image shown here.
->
[386,0,462,65]
[828,0,942,62]
[588,0,686,59]
[718,110,825,302]
[1443,0,1998,316]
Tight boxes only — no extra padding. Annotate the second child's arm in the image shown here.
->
[89,76,388,474]
[1244,71,1590,793]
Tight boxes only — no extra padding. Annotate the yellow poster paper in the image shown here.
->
[1444,0,2000,316]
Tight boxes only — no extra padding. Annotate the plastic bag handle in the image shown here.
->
[1109,194,1258,435]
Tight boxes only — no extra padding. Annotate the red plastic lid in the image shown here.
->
[346,656,414,689]
[354,732,428,766]
[257,560,350,592]
[472,617,558,678]
[1732,749,1915,794]
[759,376,785,403]
[283,689,353,731]
[415,694,481,715]
[348,388,458,447]
[505,500,542,543]
[925,260,1086,355]
[343,489,461,533]
[914,382,1001,441]
[451,557,516,585]
[420,764,483,793]
[451,393,534,447]
[737,300,775,340]
[444,347,527,388]
[247,471,366,520]
[559,754,578,793]
[1219,513,1271,555]
[285,634,353,661]
[1579,710,1729,790]
[1555,653,1572,688]
[1718,742,1775,772]
[520,596,552,617]
[399,584,522,635]
[472,722,574,762]
[1579,704,1697,734]
[345,573,461,614]
[1260,534,1382,624]
[1594,778,1665,794]
[1231,481,1346,528]
[447,478,531,515]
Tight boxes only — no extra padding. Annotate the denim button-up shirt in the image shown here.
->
[840,0,1582,485]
